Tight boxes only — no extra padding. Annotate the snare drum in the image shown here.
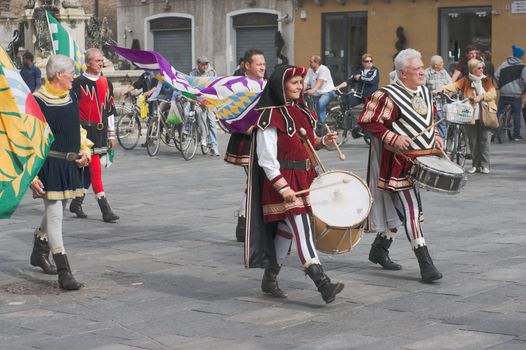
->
[309,170,372,254]
[409,155,467,194]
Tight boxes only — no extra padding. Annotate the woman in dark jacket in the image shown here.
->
[334,53,380,107]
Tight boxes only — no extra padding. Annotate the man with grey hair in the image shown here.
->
[424,54,451,138]
[305,55,335,134]
[70,48,119,223]
[358,48,444,283]
[187,56,220,156]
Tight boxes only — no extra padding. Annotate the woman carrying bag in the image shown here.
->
[436,58,497,174]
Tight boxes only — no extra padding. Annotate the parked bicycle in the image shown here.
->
[179,98,211,160]
[439,93,470,167]
[144,99,179,157]
[494,104,513,144]
[326,88,370,146]
[115,93,144,150]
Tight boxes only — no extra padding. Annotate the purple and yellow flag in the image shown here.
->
[0,46,53,219]
[110,45,264,133]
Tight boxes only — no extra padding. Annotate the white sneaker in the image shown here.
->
[480,167,490,174]
[467,167,478,174]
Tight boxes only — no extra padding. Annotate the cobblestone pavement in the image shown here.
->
[1,131,525,350]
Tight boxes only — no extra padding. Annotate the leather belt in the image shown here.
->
[81,121,105,130]
[279,159,311,170]
[48,150,80,161]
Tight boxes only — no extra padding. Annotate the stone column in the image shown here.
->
[0,0,19,51]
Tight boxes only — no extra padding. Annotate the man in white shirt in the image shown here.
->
[305,55,336,130]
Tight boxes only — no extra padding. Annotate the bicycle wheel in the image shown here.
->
[181,122,198,160]
[116,108,141,150]
[173,124,182,151]
[445,124,458,160]
[455,126,468,167]
[326,107,348,146]
[146,117,161,157]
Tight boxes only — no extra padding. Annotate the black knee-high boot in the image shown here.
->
[97,196,119,222]
[30,232,57,275]
[414,245,442,283]
[235,215,246,242]
[305,264,344,304]
[52,253,82,290]
[368,233,402,270]
[261,261,287,298]
[69,195,87,218]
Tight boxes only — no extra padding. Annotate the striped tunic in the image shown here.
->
[358,83,439,191]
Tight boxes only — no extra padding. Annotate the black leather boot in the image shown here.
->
[305,264,344,304]
[97,196,119,222]
[69,195,87,218]
[368,233,402,270]
[235,215,246,242]
[261,263,287,298]
[414,245,443,283]
[52,253,82,290]
[30,232,57,275]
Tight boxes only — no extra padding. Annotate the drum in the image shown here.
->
[409,155,467,194]
[310,170,372,254]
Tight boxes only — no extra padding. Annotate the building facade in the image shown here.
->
[116,0,294,75]
[294,0,526,85]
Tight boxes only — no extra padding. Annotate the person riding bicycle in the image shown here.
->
[495,45,526,141]
[334,53,379,138]
[185,56,220,156]
[305,55,336,134]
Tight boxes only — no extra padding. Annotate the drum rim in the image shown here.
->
[413,155,465,175]
[310,169,373,228]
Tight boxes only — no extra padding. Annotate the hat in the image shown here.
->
[197,56,209,64]
[512,45,524,58]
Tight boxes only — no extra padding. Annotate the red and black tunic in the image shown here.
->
[72,73,115,154]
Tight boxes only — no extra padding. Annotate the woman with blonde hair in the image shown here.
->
[437,58,497,174]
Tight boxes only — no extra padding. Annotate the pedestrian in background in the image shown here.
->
[425,54,451,139]
[20,51,41,92]
[495,45,526,141]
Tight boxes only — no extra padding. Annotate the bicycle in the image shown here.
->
[439,93,470,167]
[494,104,513,144]
[326,88,370,146]
[179,98,210,160]
[115,93,143,150]
[144,99,178,157]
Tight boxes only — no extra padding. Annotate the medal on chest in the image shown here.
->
[411,94,428,115]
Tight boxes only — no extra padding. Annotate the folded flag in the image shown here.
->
[46,11,85,74]
[110,45,264,133]
[0,46,53,219]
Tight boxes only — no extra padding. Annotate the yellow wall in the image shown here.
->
[295,0,526,85]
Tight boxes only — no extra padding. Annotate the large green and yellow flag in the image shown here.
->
[46,11,85,74]
[0,46,53,219]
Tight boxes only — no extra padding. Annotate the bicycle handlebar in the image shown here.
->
[436,92,471,104]
[334,88,357,96]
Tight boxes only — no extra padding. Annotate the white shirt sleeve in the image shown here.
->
[256,127,281,181]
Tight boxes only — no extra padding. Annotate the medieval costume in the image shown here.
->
[358,81,443,282]
[70,72,119,222]
[245,65,344,304]
[31,80,92,290]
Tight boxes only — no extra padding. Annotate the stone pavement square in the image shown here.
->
[1,131,526,349]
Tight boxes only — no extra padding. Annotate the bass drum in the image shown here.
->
[310,170,372,254]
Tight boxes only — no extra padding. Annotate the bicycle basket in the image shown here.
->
[443,101,474,124]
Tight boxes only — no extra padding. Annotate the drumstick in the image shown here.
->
[299,128,327,173]
[324,124,346,161]
[295,178,350,196]
[410,119,444,141]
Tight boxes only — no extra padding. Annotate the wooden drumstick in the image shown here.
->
[324,124,346,161]
[299,128,327,173]
[410,119,444,141]
[295,178,350,196]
